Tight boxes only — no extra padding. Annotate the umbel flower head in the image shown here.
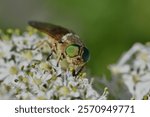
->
[0,28,108,100]
[110,43,150,99]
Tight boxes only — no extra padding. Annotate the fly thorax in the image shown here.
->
[61,33,83,45]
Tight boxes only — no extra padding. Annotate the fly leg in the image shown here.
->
[46,43,57,61]
[56,53,64,67]
[19,39,51,52]
[73,65,85,77]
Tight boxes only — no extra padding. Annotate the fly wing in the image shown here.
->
[28,21,72,41]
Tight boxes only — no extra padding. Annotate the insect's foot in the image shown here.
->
[46,53,52,61]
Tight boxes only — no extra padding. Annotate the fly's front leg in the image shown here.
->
[56,53,64,67]
[73,65,85,77]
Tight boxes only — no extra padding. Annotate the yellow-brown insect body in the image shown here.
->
[28,21,90,75]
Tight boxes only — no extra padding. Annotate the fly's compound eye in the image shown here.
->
[65,44,80,58]
[82,47,90,62]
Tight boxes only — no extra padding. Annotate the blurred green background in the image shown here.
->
[1,0,150,77]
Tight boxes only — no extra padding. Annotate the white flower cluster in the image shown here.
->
[110,43,150,99]
[0,29,108,100]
